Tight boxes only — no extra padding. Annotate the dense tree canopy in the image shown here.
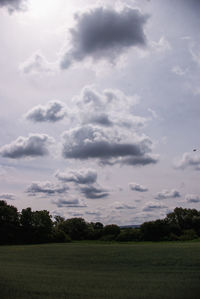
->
[0,201,200,244]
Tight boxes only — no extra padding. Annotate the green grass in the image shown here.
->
[0,242,200,299]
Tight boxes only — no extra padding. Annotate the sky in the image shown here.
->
[0,0,200,225]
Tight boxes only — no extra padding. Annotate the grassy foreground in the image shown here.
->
[0,242,200,299]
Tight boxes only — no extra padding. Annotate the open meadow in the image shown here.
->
[0,241,200,299]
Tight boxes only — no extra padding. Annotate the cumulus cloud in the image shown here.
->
[143,203,168,212]
[175,152,200,171]
[186,194,200,203]
[52,198,87,208]
[129,182,148,192]
[25,101,66,123]
[0,193,16,200]
[80,184,109,199]
[55,168,97,185]
[26,181,69,196]
[20,52,56,74]
[74,86,146,129]
[155,189,181,200]
[0,0,27,12]
[60,7,148,68]
[0,134,54,159]
[62,125,158,166]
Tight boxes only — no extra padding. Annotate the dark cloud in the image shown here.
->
[25,101,66,123]
[0,193,16,200]
[0,0,27,12]
[26,181,69,196]
[62,125,157,166]
[175,152,200,171]
[0,134,53,159]
[155,189,181,200]
[61,7,148,68]
[55,168,97,185]
[129,183,148,192]
[186,194,200,203]
[80,185,109,199]
[52,198,87,208]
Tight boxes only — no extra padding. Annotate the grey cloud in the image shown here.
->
[0,134,54,159]
[0,193,16,200]
[62,125,157,166]
[186,194,200,203]
[20,52,55,74]
[175,152,200,171]
[112,201,136,210]
[80,185,109,199]
[84,114,113,127]
[25,101,66,123]
[55,168,97,185]
[143,203,168,212]
[155,189,181,200]
[61,7,148,68]
[101,154,158,167]
[52,198,87,208]
[0,0,27,12]
[85,211,101,216]
[26,181,69,196]
[129,183,148,192]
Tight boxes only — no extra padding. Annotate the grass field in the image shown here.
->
[0,241,200,299]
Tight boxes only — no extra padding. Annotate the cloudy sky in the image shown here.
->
[0,0,200,225]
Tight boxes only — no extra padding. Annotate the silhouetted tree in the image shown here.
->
[58,217,88,240]
[0,200,19,244]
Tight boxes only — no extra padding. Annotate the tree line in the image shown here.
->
[0,200,200,245]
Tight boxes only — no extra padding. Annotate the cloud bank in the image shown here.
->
[61,7,148,68]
